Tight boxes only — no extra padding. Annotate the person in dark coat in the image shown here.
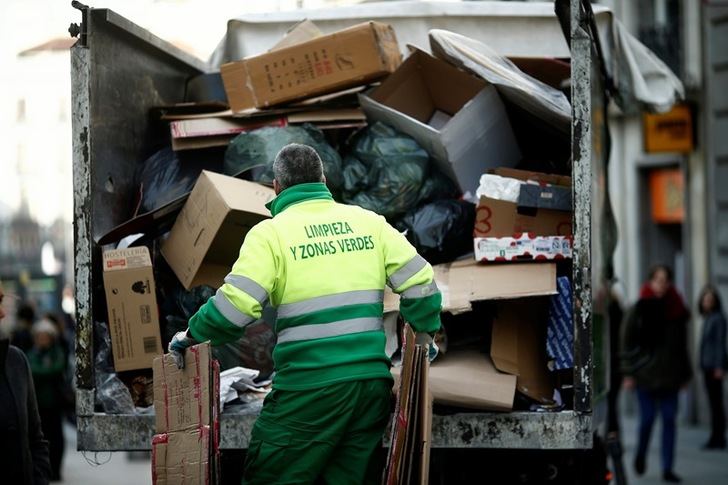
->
[0,284,51,485]
[697,285,727,449]
[27,319,67,481]
[621,265,691,484]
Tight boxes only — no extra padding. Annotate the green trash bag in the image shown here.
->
[342,122,431,219]
[224,123,344,197]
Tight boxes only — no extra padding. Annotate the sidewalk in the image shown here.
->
[59,423,150,485]
[619,415,728,484]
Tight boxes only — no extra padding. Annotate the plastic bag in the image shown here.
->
[475,174,522,202]
[94,321,135,414]
[224,124,343,197]
[342,122,430,219]
[429,29,571,134]
[394,199,476,264]
[134,147,224,214]
[416,169,461,205]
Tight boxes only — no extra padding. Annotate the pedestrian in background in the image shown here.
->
[697,285,727,450]
[27,319,67,482]
[12,302,36,353]
[0,283,51,485]
[621,265,691,483]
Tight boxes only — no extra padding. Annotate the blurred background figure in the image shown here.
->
[621,265,692,483]
[0,282,51,484]
[12,302,36,353]
[27,318,67,481]
[697,285,727,450]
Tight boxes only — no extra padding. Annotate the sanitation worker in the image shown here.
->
[169,143,442,485]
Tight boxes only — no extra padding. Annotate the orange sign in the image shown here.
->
[643,104,693,153]
[649,168,684,224]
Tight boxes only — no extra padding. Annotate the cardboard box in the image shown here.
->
[385,325,431,485]
[359,49,521,196]
[101,247,162,372]
[170,117,287,151]
[474,196,573,239]
[488,168,572,212]
[491,300,555,404]
[152,427,211,485]
[153,343,216,433]
[384,259,557,314]
[221,22,401,113]
[152,343,220,485]
[161,171,275,289]
[474,234,572,262]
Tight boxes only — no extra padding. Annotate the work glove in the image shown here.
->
[168,329,198,369]
[415,332,439,362]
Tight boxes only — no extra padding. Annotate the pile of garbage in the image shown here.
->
[94,19,576,416]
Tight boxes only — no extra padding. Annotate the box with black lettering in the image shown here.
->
[102,246,163,371]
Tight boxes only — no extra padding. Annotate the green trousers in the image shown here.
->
[242,378,392,485]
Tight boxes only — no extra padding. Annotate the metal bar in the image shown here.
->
[571,0,594,414]
[76,411,592,451]
[71,39,94,390]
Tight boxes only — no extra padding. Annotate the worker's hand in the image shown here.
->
[415,332,439,362]
[168,329,197,369]
[622,376,635,390]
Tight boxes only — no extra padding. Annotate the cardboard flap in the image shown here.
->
[491,300,555,404]
[102,246,152,271]
[384,260,557,314]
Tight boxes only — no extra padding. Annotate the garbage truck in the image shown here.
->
[69,1,683,482]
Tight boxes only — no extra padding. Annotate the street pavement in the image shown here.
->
[59,424,150,485]
[619,415,728,485]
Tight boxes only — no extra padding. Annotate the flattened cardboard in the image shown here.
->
[491,300,555,404]
[152,427,211,485]
[474,196,572,238]
[384,259,557,314]
[153,343,213,433]
[170,117,287,151]
[359,49,521,196]
[102,247,162,372]
[221,22,401,113]
[161,171,275,289]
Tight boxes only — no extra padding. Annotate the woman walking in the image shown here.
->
[698,285,727,449]
[621,265,691,483]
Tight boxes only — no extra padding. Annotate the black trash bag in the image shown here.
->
[223,124,343,197]
[394,199,476,264]
[134,146,224,214]
[341,122,430,219]
[416,168,461,205]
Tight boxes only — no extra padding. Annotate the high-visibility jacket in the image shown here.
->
[188,182,442,391]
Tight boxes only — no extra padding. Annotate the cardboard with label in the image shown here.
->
[221,22,401,113]
[161,171,275,289]
[491,299,555,404]
[101,246,162,372]
[384,259,557,314]
[359,49,521,197]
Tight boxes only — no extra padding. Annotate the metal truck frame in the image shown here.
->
[71,0,609,453]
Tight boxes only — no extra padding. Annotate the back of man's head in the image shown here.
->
[272,143,325,192]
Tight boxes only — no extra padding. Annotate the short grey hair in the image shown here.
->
[272,143,325,191]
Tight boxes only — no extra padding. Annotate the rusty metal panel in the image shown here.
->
[77,411,591,451]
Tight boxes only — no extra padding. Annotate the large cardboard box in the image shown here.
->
[221,22,401,113]
[384,259,557,314]
[161,171,275,289]
[101,247,162,371]
[152,343,220,485]
[491,300,555,404]
[359,49,521,196]
[474,234,573,262]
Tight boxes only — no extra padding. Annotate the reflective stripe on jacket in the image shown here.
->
[189,182,442,390]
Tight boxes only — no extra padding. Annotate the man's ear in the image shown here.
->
[322,175,327,185]
[273,179,281,195]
